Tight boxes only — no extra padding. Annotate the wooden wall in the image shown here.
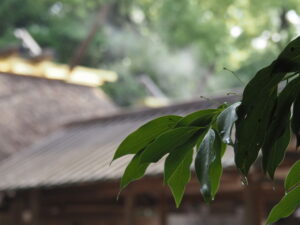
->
[0,164,296,225]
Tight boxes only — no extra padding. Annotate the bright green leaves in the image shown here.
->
[195,129,225,203]
[164,147,193,207]
[120,152,150,190]
[114,109,221,203]
[114,102,230,206]
[113,115,182,161]
[285,160,300,192]
[266,186,300,224]
[176,109,220,127]
[163,132,207,207]
[216,102,240,145]
[140,127,203,163]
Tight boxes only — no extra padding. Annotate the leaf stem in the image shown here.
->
[223,67,246,86]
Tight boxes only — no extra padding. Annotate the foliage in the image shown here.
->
[0,0,106,61]
[112,36,300,224]
[2,0,300,105]
[266,160,300,224]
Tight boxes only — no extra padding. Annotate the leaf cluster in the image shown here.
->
[112,36,300,223]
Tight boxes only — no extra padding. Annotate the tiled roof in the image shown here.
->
[0,95,239,190]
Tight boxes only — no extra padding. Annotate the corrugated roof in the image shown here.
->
[0,95,239,190]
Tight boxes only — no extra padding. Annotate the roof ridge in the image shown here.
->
[65,95,240,127]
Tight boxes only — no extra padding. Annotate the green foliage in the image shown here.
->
[235,38,300,175]
[113,103,231,205]
[113,37,300,222]
[139,127,202,163]
[263,123,291,179]
[195,129,225,203]
[164,146,193,207]
[3,0,300,106]
[266,186,300,224]
[176,109,220,127]
[113,115,181,160]
[262,76,300,177]
[285,160,300,191]
[267,160,300,224]
[216,102,240,144]
[120,152,150,190]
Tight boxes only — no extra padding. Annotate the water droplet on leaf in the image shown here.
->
[240,176,248,186]
[224,137,231,144]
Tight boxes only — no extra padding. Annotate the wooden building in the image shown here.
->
[0,90,299,225]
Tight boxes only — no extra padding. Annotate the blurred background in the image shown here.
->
[1,1,300,225]
[1,0,300,107]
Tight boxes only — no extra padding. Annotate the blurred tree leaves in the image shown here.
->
[1,0,300,106]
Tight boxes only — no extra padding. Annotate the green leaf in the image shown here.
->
[285,160,300,192]
[276,37,300,60]
[113,115,182,161]
[195,129,225,203]
[262,77,300,177]
[273,37,300,73]
[210,139,226,197]
[120,152,150,190]
[140,126,203,163]
[234,65,280,175]
[266,186,300,224]
[164,135,201,183]
[163,131,207,207]
[235,37,300,175]
[176,109,220,127]
[166,148,193,207]
[216,102,241,144]
[264,123,291,178]
[292,93,300,148]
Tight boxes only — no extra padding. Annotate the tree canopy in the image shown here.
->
[1,0,300,105]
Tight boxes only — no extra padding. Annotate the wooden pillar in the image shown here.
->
[158,191,167,225]
[124,193,135,225]
[30,190,40,225]
[9,190,41,225]
[243,176,265,225]
[9,193,23,225]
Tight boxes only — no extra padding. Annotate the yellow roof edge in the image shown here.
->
[0,56,118,87]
